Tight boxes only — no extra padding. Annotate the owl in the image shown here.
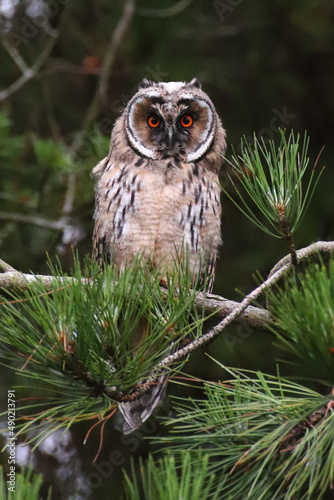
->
[92,78,226,432]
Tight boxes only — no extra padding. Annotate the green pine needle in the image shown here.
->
[223,129,324,239]
[0,466,51,500]
[268,257,334,385]
[0,252,207,445]
[150,364,334,500]
[123,453,222,500]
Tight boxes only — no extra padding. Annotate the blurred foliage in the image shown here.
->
[0,252,206,447]
[269,257,334,386]
[0,112,24,162]
[146,365,334,500]
[0,0,334,498]
[123,453,222,500]
[0,466,51,500]
[0,0,333,277]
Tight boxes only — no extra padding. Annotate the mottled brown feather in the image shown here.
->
[92,79,226,432]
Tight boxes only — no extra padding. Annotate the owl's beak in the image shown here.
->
[160,124,184,159]
[166,127,175,148]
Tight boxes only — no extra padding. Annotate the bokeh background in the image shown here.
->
[0,0,333,498]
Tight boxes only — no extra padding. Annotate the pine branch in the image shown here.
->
[153,367,334,500]
[156,240,334,362]
[0,262,268,327]
[0,239,333,353]
[128,240,334,400]
[1,241,333,447]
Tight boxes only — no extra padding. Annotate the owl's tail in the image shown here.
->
[118,375,167,434]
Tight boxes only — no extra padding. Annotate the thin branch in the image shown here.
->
[132,240,334,398]
[0,31,29,73]
[155,263,289,368]
[137,0,193,17]
[61,172,77,217]
[193,291,270,328]
[0,3,70,103]
[41,79,62,141]
[61,0,136,223]
[81,0,136,133]
[0,211,77,232]
[278,203,298,266]
[0,270,71,295]
[38,62,102,78]
[0,30,59,103]
[1,241,333,330]
[0,259,16,273]
[268,240,334,278]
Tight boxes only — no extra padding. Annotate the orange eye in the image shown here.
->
[180,115,193,128]
[147,115,160,128]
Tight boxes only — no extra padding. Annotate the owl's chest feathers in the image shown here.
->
[100,161,221,258]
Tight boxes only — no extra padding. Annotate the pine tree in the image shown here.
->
[1,130,334,499]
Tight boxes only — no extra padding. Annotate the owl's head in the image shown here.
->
[124,78,223,163]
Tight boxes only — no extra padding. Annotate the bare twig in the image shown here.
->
[0,30,59,103]
[0,211,85,247]
[155,263,289,369]
[41,80,62,141]
[0,31,29,73]
[0,259,16,273]
[81,0,136,133]
[61,0,136,226]
[138,0,193,17]
[268,240,334,277]
[194,291,270,328]
[125,240,334,400]
[38,62,102,78]
[0,2,70,103]
[0,211,78,232]
[61,172,77,217]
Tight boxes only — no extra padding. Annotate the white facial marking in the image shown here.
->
[187,99,215,162]
[145,90,163,98]
[127,96,156,159]
[160,81,185,93]
[178,92,195,100]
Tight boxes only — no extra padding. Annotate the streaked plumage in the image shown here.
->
[93,78,226,432]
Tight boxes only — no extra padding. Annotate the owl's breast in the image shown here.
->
[97,162,221,269]
[153,165,222,266]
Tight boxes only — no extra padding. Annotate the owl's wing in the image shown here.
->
[93,157,142,269]
[92,157,110,267]
[118,374,167,434]
[93,157,133,268]
[202,246,219,293]
[196,173,221,294]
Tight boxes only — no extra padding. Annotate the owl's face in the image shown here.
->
[124,78,219,163]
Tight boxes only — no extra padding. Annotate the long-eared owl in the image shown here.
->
[92,78,226,432]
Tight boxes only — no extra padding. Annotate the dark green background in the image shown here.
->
[0,1,333,498]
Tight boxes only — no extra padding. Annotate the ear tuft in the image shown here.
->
[138,78,153,90]
[189,78,201,89]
